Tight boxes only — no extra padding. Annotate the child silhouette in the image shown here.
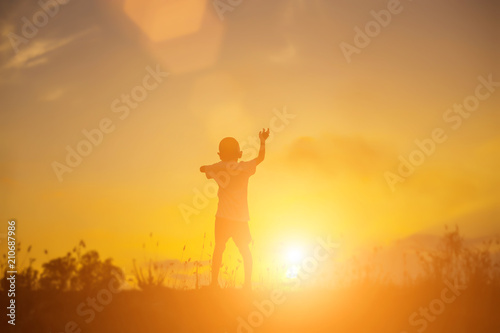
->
[200,128,270,290]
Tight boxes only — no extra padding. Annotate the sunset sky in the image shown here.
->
[1,0,499,284]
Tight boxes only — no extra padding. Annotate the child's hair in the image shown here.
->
[219,137,241,161]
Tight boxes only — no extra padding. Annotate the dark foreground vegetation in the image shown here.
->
[1,227,499,333]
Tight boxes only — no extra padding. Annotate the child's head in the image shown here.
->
[218,137,242,161]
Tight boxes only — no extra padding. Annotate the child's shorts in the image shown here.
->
[215,217,252,247]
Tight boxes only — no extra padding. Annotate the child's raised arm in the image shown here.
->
[255,128,270,165]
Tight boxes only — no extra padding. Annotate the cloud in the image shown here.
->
[0,0,44,56]
[353,210,500,283]
[41,87,64,101]
[0,177,20,188]
[283,132,500,206]
[0,23,16,53]
[268,37,297,64]
[432,205,500,240]
[2,26,98,70]
[284,134,392,179]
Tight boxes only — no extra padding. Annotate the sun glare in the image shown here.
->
[286,246,304,264]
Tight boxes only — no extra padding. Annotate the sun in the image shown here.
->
[286,246,304,264]
[284,247,304,279]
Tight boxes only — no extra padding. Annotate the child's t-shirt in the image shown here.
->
[204,160,257,222]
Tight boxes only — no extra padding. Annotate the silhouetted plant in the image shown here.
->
[132,258,168,290]
[17,259,39,291]
[39,252,77,291]
[38,240,123,291]
[132,233,169,290]
[416,225,500,287]
[73,250,124,291]
[1,243,38,291]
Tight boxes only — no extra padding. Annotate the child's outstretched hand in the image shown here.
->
[259,128,270,142]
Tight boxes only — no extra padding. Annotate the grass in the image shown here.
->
[1,226,499,332]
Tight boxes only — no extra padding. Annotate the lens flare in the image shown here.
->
[286,246,304,264]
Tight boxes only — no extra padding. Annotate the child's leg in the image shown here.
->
[237,243,253,289]
[212,217,230,287]
[211,241,226,287]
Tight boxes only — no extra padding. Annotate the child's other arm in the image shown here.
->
[255,128,270,165]
[200,165,213,179]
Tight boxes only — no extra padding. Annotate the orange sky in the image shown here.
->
[1,0,499,284]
